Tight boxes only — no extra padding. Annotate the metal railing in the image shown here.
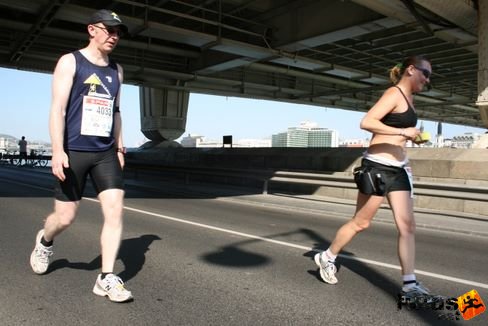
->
[0,151,51,167]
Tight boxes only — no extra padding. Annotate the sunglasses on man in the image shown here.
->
[92,24,124,37]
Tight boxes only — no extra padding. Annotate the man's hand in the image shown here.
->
[51,150,69,181]
[117,151,125,169]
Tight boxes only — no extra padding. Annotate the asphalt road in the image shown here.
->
[0,165,487,326]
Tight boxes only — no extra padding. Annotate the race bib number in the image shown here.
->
[81,96,114,137]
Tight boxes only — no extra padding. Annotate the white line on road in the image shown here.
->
[84,197,488,290]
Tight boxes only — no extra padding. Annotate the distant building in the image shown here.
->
[339,138,369,148]
[234,138,271,147]
[451,132,481,148]
[271,121,338,147]
[472,132,488,149]
[0,134,51,153]
[180,134,222,147]
[0,134,17,151]
[271,132,288,147]
[443,138,453,148]
[180,134,271,148]
[180,134,205,147]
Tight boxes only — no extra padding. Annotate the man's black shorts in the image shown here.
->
[54,148,124,201]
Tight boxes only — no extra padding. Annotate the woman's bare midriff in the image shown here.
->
[367,135,407,162]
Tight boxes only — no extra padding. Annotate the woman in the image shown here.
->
[314,55,432,299]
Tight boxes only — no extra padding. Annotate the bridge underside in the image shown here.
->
[0,0,486,141]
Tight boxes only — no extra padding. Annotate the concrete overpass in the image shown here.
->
[0,0,487,144]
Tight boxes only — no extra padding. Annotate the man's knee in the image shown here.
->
[99,189,124,211]
[54,201,79,227]
[56,211,77,228]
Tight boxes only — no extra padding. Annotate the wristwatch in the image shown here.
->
[117,147,127,154]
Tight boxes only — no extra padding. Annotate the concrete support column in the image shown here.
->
[477,0,488,126]
[139,87,189,142]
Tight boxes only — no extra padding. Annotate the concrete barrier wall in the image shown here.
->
[407,148,488,185]
[128,147,488,215]
[130,147,366,172]
[131,147,488,179]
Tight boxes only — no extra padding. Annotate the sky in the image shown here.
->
[1,67,486,147]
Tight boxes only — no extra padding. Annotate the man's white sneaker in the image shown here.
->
[93,274,133,303]
[314,252,338,284]
[30,230,53,274]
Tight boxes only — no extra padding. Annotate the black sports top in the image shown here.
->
[380,86,417,128]
[64,51,120,151]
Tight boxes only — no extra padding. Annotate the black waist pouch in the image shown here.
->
[353,166,386,196]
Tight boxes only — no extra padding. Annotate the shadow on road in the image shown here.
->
[202,226,460,325]
[202,246,270,268]
[47,234,161,282]
[200,229,316,268]
[304,228,461,325]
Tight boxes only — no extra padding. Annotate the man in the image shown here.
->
[30,9,132,303]
[18,136,27,165]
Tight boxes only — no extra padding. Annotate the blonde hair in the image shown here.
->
[389,55,431,84]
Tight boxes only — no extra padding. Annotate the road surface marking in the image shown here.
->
[84,197,488,290]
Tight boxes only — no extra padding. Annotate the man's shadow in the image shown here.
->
[47,234,161,281]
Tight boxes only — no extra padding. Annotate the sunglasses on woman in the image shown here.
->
[413,66,431,79]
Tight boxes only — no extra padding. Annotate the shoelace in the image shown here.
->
[326,263,337,274]
[103,275,126,291]
[36,247,53,262]
[319,254,336,272]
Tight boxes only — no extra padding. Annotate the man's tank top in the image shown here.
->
[64,50,120,151]
[380,86,417,128]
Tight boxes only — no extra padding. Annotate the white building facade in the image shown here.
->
[271,121,338,147]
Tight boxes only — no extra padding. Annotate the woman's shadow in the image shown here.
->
[47,234,161,281]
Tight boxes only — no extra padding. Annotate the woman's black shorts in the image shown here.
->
[353,158,411,196]
[54,148,124,201]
